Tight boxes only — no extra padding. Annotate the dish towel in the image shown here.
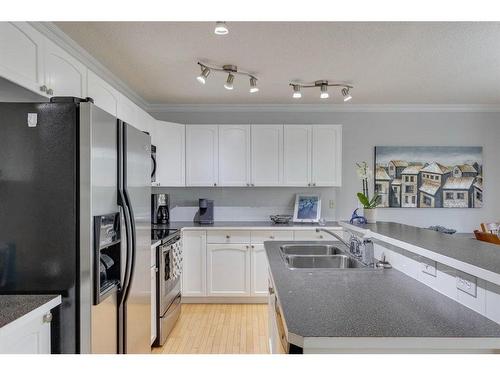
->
[170,242,183,279]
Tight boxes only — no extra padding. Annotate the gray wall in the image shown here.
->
[151,110,500,232]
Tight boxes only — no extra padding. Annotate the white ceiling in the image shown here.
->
[54,22,500,105]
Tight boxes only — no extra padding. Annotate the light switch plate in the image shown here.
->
[457,272,477,297]
[421,258,437,277]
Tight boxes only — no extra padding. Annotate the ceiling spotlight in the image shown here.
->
[342,87,352,102]
[249,77,259,93]
[292,85,302,99]
[320,83,329,99]
[196,66,210,84]
[214,21,229,35]
[224,73,234,90]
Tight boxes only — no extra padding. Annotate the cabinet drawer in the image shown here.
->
[293,230,344,241]
[251,230,294,244]
[207,230,251,244]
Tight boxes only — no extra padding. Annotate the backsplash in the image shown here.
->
[153,186,338,222]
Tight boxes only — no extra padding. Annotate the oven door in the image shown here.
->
[158,243,180,314]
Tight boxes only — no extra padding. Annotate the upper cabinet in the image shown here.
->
[87,70,119,116]
[312,125,342,186]
[153,121,185,187]
[0,22,45,95]
[251,125,283,186]
[218,125,251,186]
[283,125,312,186]
[44,39,87,98]
[186,125,219,186]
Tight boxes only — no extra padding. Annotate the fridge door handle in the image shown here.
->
[122,188,136,304]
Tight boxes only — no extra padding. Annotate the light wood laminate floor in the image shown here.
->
[153,304,269,354]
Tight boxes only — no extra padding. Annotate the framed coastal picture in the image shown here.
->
[374,146,483,208]
[293,194,321,222]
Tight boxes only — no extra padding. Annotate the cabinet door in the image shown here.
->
[181,231,207,296]
[0,311,51,354]
[218,124,250,186]
[312,125,342,186]
[0,22,45,95]
[293,229,344,241]
[283,125,312,186]
[44,39,87,98]
[251,244,269,296]
[154,121,185,186]
[207,244,250,296]
[87,70,119,116]
[185,125,218,186]
[150,266,157,344]
[251,125,283,186]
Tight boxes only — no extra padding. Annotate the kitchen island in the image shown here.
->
[264,239,500,353]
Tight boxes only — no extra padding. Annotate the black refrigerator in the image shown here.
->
[0,97,151,354]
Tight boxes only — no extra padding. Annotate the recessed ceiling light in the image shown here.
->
[249,77,259,93]
[224,73,234,90]
[320,83,329,99]
[214,21,229,35]
[292,85,302,99]
[342,87,353,102]
[196,66,210,84]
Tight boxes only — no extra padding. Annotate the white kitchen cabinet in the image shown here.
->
[218,124,251,186]
[0,22,45,96]
[251,244,269,296]
[154,121,185,186]
[150,266,157,345]
[182,230,207,296]
[87,70,119,116]
[44,39,87,98]
[283,125,312,186]
[251,125,283,186]
[186,125,219,186]
[293,229,344,241]
[312,125,342,186]
[117,92,138,127]
[207,244,251,296]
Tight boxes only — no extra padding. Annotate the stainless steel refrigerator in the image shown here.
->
[0,97,151,354]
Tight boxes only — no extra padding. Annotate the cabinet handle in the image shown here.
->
[43,313,53,323]
[47,88,54,95]
[251,245,254,249]
[270,236,275,239]
[319,235,324,239]
[307,183,311,187]
[226,235,231,239]
[313,183,316,186]
[252,184,255,187]
[214,183,217,187]
[40,85,47,93]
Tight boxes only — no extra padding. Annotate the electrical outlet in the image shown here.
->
[421,258,437,277]
[456,272,477,297]
[329,200,335,209]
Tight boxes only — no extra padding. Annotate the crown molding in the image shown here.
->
[29,22,148,109]
[146,103,500,113]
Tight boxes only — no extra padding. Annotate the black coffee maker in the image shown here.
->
[151,193,169,224]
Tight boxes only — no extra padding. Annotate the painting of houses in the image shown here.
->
[374,146,483,208]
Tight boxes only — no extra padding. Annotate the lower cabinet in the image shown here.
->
[251,244,269,296]
[207,244,251,296]
[0,310,52,354]
[182,230,207,297]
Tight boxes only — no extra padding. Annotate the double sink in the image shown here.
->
[280,244,367,270]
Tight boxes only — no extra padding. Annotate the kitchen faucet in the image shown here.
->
[316,228,375,267]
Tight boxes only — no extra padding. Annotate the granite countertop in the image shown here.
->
[160,221,341,230]
[265,240,500,345]
[0,295,61,329]
[340,221,500,281]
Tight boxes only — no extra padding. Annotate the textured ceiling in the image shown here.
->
[54,22,500,105]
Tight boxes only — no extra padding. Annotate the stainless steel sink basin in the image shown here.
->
[284,254,366,269]
[280,244,344,256]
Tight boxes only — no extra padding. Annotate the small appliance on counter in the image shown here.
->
[152,193,169,224]
[194,198,214,224]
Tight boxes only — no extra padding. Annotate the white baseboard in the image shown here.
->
[181,296,268,304]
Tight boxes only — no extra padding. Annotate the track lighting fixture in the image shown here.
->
[224,73,234,90]
[289,80,353,101]
[292,85,302,99]
[249,77,259,93]
[214,21,229,35]
[196,62,259,94]
[342,87,352,102]
[196,66,210,84]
